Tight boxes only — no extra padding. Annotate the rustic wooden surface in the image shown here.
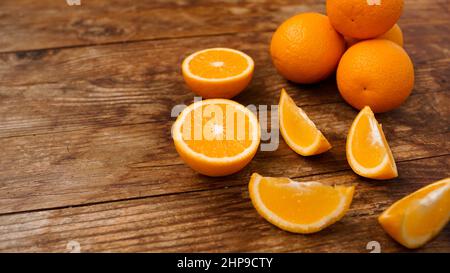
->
[0,0,448,253]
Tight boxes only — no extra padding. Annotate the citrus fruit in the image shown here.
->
[182,48,254,99]
[337,39,414,113]
[279,89,331,156]
[379,178,450,249]
[249,173,355,234]
[346,106,397,180]
[377,24,404,47]
[172,99,260,176]
[270,12,346,84]
[345,24,404,48]
[326,0,404,39]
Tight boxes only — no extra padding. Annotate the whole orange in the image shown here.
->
[270,12,346,84]
[378,24,404,47]
[345,24,404,48]
[337,39,414,113]
[327,0,404,39]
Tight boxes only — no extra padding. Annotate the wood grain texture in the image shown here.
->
[0,94,448,214]
[0,21,448,137]
[0,0,449,252]
[0,0,323,52]
[0,0,448,52]
[0,27,448,214]
[0,156,448,253]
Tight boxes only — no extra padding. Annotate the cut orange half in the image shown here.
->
[279,89,331,156]
[346,106,397,179]
[182,48,254,99]
[249,173,355,234]
[379,178,450,249]
[172,99,260,176]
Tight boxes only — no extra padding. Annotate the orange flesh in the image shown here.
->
[404,200,447,238]
[188,50,249,79]
[281,95,318,147]
[351,112,387,168]
[258,177,342,224]
[403,184,450,238]
[385,182,446,216]
[181,104,253,157]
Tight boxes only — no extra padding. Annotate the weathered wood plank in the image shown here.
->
[0,156,448,253]
[0,16,447,216]
[0,25,448,139]
[0,89,448,214]
[0,0,447,53]
[0,0,320,53]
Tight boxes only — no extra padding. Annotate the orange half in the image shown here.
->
[182,48,254,99]
[346,106,397,179]
[172,99,260,176]
[379,178,450,249]
[279,89,331,156]
[249,173,355,234]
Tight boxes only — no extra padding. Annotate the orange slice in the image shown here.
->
[182,48,254,99]
[172,99,260,176]
[249,173,355,234]
[346,106,397,179]
[379,178,450,249]
[279,89,331,156]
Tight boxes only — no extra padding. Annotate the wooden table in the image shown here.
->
[0,0,448,253]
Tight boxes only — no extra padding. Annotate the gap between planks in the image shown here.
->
[0,31,246,56]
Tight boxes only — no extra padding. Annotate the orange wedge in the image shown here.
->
[172,99,260,176]
[279,89,331,156]
[379,178,450,249]
[346,106,397,179]
[182,48,254,99]
[249,173,355,234]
